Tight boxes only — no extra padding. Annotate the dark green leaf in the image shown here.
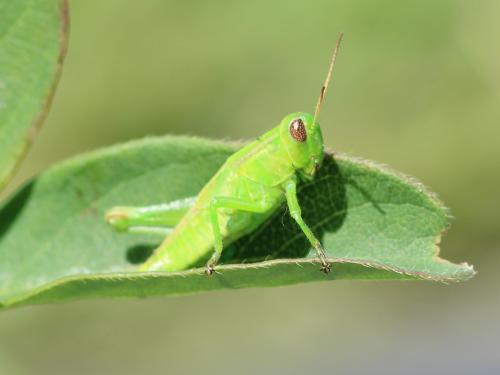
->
[0,136,475,309]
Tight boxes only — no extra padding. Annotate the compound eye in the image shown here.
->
[289,118,307,142]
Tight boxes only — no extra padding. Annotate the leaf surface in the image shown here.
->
[0,136,475,309]
[0,0,68,191]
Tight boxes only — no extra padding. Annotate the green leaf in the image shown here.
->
[0,0,69,191]
[0,136,475,309]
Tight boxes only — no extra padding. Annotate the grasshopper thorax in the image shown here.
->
[279,112,324,180]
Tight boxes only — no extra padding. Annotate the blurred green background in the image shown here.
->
[1,0,499,374]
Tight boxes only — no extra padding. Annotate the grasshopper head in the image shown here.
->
[279,112,324,180]
[278,34,342,180]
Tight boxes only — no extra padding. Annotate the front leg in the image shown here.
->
[283,176,331,273]
[206,196,269,275]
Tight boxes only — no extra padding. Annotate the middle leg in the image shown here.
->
[206,196,270,275]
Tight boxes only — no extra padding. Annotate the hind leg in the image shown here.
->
[105,197,196,235]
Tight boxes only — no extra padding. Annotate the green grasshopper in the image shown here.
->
[106,34,344,275]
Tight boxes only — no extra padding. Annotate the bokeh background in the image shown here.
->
[1,0,499,374]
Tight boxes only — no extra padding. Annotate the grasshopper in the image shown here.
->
[106,34,344,275]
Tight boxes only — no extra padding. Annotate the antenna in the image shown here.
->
[313,32,344,123]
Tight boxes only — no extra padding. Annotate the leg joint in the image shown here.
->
[289,209,302,221]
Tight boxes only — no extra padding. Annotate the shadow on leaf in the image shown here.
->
[221,155,347,264]
[0,182,34,240]
[126,244,155,264]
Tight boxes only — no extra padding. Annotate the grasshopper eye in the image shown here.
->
[289,118,307,142]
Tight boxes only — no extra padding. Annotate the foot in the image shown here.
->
[320,262,332,274]
[314,244,331,274]
[205,264,215,276]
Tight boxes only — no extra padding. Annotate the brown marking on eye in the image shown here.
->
[289,118,307,142]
